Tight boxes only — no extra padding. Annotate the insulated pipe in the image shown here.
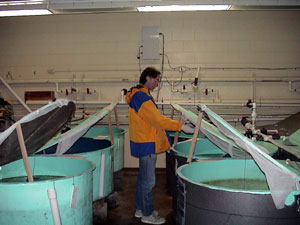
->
[94,101,300,107]
[47,188,62,225]
[153,102,300,107]
[55,83,59,93]
[4,77,300,84]
[251,102,257,130]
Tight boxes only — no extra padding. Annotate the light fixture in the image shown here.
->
[137,5,231,12]
[0,0,45,6]
[0,9,52,17]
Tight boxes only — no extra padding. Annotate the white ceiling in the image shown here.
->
[1,0,300,13]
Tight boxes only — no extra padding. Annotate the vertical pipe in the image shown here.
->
[47,188,62,225]
[251,102,257,130]
[98,154,106,198]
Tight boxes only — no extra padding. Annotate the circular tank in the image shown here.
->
[166,131,219,196]
[84,127,126,192]
[255,141,278,157]
[0,156,95,225]
[168,130,204,143]
[167,139,227,195]
[168,139,278,195]
[173,138,227,162]
[40,137,114,201]
[273,144,300,162]
[176,159,300,225]
[83,127,125,172]
[167,139,227,218]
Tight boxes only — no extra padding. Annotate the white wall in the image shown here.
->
[1,11,299,102]
[1,10,300,167]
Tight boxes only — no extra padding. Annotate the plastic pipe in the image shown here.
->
[55,83,59,93]
[47,188,62,225]
[98,154,106,198]
[251,102,257,130]
[120,90,125,103]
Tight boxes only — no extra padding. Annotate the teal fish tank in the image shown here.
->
[0,156,95,225]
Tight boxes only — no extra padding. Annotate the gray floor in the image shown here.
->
[95,169,175,225]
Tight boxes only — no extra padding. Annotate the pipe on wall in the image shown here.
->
[2,78,300,84]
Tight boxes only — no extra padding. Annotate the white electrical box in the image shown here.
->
[142,26,160,60]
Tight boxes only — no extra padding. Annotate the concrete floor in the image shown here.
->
[96,169,175,225]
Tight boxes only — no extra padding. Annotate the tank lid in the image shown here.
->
[37,101,118,156]
[0,99,76,166]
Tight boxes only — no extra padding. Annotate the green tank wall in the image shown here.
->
[76,143,114,200]
[0,156,95,225]
[84,126,125,172]
[172,139,227,159]
[175,159,300,225]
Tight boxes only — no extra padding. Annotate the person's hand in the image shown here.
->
[181,124,194,134]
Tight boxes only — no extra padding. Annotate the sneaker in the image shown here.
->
[135,210,158,218]
[141,211,166,224]
[135,210,142,218]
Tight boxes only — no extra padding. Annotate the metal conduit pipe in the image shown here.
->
[227,117,284,122]
[0,79,136,84]
[74,101,300,107]
[48,66,300,73]
[155,102,300,107]
[47,66,300,74]
[73,101,300,108]
[2,78,300,84]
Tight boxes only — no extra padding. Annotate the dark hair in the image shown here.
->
[139,67,161,85]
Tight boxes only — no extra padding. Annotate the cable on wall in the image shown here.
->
[137,45,143,75]
[156,32,165,101]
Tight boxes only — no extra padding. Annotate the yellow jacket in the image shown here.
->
[126,86,182,157]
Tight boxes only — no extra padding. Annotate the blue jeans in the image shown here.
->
[134,154,157,216]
